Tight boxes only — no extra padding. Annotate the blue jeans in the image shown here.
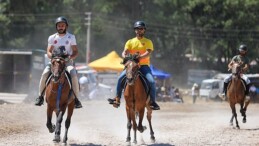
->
[115,65,156,101]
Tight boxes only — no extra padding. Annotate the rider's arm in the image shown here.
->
[228,61,234,70]
[47,45,54,59]
[139,49,152,59]
[70,45,78,60]
[122,49,129,58]
[242,63,249,73]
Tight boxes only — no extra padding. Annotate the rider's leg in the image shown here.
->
[222,82,228,95]
[67,65,82,108]
[35,65,51,106]
[241,74,251,96]
[140,66,160,110]
[107,70,126,107]
[221,75,231,96]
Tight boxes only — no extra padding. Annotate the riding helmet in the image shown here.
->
[239,44,247,52]
[55,16,68,26]
[134,21,146,29]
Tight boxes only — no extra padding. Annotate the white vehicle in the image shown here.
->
[200,79,223,99]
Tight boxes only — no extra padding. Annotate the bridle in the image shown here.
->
[125,60,140,86]
[51,57,66,83]
[231,63,241,78]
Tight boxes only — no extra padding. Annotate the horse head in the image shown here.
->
[124,54,140,86]
[231,63,241,78]
[51,57,66,83]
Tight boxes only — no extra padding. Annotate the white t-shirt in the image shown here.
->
[192,86,199,96]
[48,32,77,56]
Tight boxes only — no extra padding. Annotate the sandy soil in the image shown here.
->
[0,96,259,146]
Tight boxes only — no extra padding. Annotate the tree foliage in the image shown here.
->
[0,0,259,76]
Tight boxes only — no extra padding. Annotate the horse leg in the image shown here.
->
[46,106,55,133]
[229,115,234,126]
[131,109,137,144]
[146,106,155,143]
[229,103,235,126]
[126,107,132,143]
[137,109,146,133]
[240,101,248,123]
[62,103,74,144]
[53,111,64,142]
[231,105,239,129]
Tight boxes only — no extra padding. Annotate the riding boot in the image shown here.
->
[71,75,82,108]
[108,97,116,104]
[221,82,228,96]
[35,71,49,106]
[74,97,83,108]
[150,94,160,110]
[245,84,250,96]
[35,95,44,106]
[150,100,160,110]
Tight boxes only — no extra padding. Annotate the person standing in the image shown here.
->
[107,21,160,110]
[191,83,199,104]
[35,16,82,108]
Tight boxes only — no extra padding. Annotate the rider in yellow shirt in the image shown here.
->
[108,21,160,110]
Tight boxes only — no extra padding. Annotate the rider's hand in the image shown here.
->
[65,56,70,62]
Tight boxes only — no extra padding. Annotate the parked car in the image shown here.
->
[200,79,223,99]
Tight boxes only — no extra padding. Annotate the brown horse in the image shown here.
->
[123,56,155,144]
[45,57,75,144]
[227,63,248,129]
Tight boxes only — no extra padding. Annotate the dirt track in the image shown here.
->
[1,97,259,146]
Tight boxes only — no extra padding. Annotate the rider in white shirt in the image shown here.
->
[35,16,82,108]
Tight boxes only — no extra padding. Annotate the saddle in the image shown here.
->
[121,71,150,95]
[45,71,72,89]
[228,78,247,91]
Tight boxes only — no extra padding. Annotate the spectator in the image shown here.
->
[192,83,200,104]
[174,88,184,103]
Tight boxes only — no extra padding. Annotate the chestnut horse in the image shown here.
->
[45,56,75,144]
[123,55,155,144]
[227,63,248,129]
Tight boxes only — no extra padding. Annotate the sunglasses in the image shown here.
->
[135,27,145,30]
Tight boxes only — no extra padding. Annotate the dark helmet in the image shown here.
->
[55,16,68,26]
[134,21,146,29]
[239,44,248,52]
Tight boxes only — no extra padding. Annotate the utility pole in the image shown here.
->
[85,12,91,64]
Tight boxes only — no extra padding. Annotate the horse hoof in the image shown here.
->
[48,124,55,133]
[151,136,156,143]
[138,126,147,133]
[53,135,61,143]
[133,140,137,144]
[243,119,247,123]
[126,137,131,142]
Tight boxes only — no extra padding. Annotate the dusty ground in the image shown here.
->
[0,96,259,146]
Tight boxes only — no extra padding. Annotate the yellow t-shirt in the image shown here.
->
[124,37,153,65]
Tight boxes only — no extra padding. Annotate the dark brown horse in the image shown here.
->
[45,57,75,144]
[123,55,155,144]
[227,63,248,129]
